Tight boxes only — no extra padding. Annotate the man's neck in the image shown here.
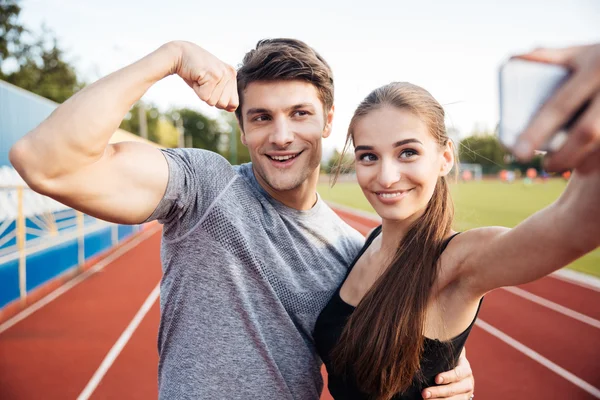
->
[255,167,320,211]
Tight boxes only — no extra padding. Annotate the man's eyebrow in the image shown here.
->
[246,103,316,117]
[354,139,423,152]
[246,108,270,116]
[288,103,315,111]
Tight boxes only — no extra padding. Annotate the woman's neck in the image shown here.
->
[380,209,425,254]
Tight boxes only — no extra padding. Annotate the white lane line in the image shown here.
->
[552,269,600,293]
[0,225,160,334]
[503,286,600,330]
[476,319,600,399]
[77,283,160,400]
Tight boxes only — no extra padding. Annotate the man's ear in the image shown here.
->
[323,105,335,139]
[440,140,455,177]
[236,115,248,146]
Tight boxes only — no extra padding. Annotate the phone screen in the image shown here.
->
[498,59,570,151]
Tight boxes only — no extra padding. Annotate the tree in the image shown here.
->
[154,118,179,148]
[323,149,355,175]
[3,34,82,103]
[0,0,25,63]
[220,111,251,165]
[120,102,161,142]
[162,108,223,152]
[0,2,83,104]
[458,133,508,174]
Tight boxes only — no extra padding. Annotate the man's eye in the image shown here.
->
[254,115,270,122]
[294,110,309,117]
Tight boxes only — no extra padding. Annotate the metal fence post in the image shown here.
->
[112,224,119,246]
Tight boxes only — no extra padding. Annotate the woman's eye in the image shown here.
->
[400,149,418,159]
[358,153,377,162]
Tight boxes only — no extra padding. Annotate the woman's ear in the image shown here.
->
[440,140,455,177]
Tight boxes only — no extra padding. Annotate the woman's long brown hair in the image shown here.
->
[332,82,455,400]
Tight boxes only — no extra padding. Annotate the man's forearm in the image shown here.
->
[10,42,180,184]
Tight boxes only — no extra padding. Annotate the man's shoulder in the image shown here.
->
[317,202,366,247]
[232,162,254,180]
[161,148,241,191]
[162,147,232,167]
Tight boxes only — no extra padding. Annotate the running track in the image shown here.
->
[1,207,599,399]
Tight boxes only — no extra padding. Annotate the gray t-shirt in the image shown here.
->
[147,148,365,399]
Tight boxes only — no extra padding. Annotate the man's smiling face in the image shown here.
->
[240,80,333,194]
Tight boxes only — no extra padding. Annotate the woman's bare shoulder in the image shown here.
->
[437,227,510,288]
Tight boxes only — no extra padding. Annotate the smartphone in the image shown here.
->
[498,58,571,152]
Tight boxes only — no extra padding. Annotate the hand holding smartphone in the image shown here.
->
[497,44,600,174]
[498,59,571,152]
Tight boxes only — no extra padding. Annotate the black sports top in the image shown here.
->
[314,226,482,399]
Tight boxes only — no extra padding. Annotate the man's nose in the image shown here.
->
[269,118,294,148]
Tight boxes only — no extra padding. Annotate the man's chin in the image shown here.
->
[256,158,320,193]
[260,166,300,188]
[264,177,302,192]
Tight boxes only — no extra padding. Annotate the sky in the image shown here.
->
[17,0,600,156]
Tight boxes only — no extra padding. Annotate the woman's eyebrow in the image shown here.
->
[355,138,422,152]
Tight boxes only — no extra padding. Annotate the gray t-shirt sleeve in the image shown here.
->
[145,148,237,237]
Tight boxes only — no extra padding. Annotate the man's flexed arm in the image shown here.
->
[9,41,238,224]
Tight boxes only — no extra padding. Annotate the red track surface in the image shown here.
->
[1,210,599,400]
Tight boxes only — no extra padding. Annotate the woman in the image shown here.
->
[313,53,600,399]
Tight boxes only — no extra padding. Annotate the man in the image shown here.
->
[10,39,475,399]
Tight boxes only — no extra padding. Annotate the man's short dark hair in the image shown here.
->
[235,38,334,129]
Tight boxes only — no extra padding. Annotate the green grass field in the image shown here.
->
[317,178,600,278]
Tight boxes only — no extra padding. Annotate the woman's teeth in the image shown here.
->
[378,191,404,198]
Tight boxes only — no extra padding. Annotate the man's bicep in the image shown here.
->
[48,142,170,224]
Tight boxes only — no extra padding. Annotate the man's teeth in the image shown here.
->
[378,192,403,198]
[271,154,296,161]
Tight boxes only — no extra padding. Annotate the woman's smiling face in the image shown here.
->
[352,105,453,222]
